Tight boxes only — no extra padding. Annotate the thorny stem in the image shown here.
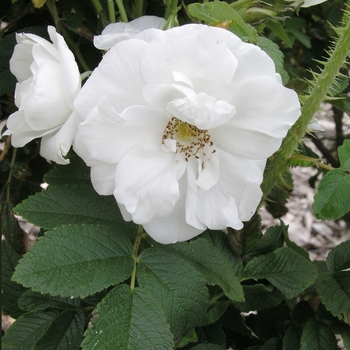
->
[260,3,350,205]
[107,0,116,22]
[130,225,144,291]
[115,0,128,22]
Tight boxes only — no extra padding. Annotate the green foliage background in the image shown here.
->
[1,0,350,349]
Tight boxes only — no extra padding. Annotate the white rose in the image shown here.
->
[93,15,166,50]
[74,24,301,244]
[3,26,81,164]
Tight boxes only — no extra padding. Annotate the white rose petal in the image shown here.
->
[74,24,301,244]
[3,26,81,164]
[93,15,166,50]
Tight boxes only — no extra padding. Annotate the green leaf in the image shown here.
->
[326,241,350,271]
[227,213,262,256]
[137,248,209,339]
[245,224,286,259]
[12,224,134,297]
[2,240,27,319]
[300,319,338,350]
[257,36,289,84]
[266,20,292,48]
[315,271,350,323]
[82,284,173,349]
[242,247,318,299]
[2,309,60,350]
[14,185,134,235]
[234,284,284,312]
[18,290,80,312]
[205,301,230,325]
[167,238,244,302]
[283,326,302,350]
[338,139,350,171]
[313,169,350,220]
[0,33,17,96]
[187,1,256,41]
[43,156,91,187]
[33,310,85,350]
[1,201,27,254]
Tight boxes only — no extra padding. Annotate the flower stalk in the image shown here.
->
[90,0,104,15]
[133,0,144,18]
[107,0,116,22]
[261,3,350,204]
[130,225,144,291]
[115,0,128,22]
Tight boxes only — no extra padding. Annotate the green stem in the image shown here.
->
[133,0,144,18]
[164,0,178,20]
[107,0,116,22]
[115,0,128,22]
[91,0,104,15]
[46,0,60,33]
[46,0,91,71]
[260,4,350,204]
[130,225,144,291]
[60,26,91,72]
[6,147,17,202]
[208,292,225,306]
[289,154,334,171]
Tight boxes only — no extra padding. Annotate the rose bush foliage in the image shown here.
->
[1,0,349,349]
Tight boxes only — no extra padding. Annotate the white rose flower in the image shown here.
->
[93,15,166,50]
[74,24,301,244]
[285,0,326,7]
[3,26,81,164]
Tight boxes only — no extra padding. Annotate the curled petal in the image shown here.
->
[114,144,186,224]
[40,111,79,165]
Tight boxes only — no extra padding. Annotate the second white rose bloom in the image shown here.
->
[74,24,301,244]
[3,26,81,164]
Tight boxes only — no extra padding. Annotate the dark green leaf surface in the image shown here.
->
[0,33,17,96]
[43,156,91,187]
[2,240,27,319]
[82,285,173,350]
[234,284,284,312]
[326,240,350,272]
[242,247,318,299]
[1,201,27,254]
[315,271,350,323]
[14,185,124,230]
[300,319,338,350]
[12,225,134,297]
[283,326,302,350]
[137,248,209,339]
[18,290,80,311]
[313,169,350,220]
[2,310,59,350]
[33,310,85,350]
[338,140,350,171]
[169,238,244,302]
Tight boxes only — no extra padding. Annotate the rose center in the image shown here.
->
[162,117,216,162]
